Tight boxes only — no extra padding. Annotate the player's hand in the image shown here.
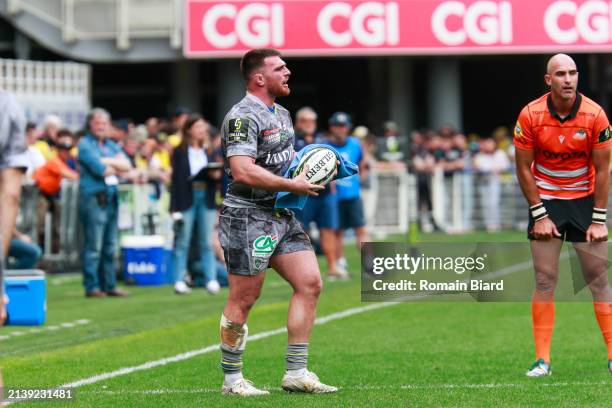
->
[586,223,608,243]
[532,217,561,240]
[290,165,324,196]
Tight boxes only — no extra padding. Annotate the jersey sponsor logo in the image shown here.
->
[598,126,611,143]
[261,128,281,143]
[542,150,587,160]
[252,234,278,257]
[264,147,293,164]
[228,118,250,143]
[558,135,565,144]
[573,129,586,141]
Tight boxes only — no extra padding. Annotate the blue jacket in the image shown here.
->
[77,134,123,196]
[275,144,359,210]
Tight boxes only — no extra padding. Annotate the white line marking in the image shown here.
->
[0,319,91,342]
[76,380,612,395]
[58,303,391,390]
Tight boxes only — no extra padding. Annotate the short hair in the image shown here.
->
[57,128,74,139]
[43,114,62,129]
[240,48,282,80]
[296,106,318,121]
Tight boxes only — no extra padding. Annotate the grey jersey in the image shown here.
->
[221,93,295,208]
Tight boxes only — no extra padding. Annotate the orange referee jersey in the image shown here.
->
[514,92,612,200]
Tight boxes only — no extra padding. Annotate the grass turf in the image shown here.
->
[2,230,611,407]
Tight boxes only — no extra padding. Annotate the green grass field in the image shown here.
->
[2,230,612,407]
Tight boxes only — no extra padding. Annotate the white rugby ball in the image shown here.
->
[294,147,337,186]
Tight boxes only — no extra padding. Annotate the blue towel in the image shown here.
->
[275,144,359,209]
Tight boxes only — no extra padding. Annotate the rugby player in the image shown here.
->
[514,54,612,376]
[0,88,28,401]
[218,48,338,396]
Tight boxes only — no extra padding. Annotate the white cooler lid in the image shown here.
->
[121,235,165,248]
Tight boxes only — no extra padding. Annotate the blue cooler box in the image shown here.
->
[121,235,166,286]
[4,269,46,325]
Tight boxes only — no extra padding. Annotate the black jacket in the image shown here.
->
[170,146,220,212]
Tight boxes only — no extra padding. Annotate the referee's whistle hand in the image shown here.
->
[586,223,608,243]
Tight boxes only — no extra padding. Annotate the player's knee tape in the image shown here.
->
[220,314,248,352]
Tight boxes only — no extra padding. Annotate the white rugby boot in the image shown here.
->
[526,359,551,377]
[282,370,338,393]
[221,378,269,396]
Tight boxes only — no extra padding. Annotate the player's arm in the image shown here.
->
[229,155,323,196]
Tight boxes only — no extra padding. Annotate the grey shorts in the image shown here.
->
[0,91,28,170]
[219,205,313,276]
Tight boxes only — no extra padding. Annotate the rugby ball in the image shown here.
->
[293,147,337,186]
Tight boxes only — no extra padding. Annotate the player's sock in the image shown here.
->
[593,302,612,360]
[285,343,308,377]
[220,314,248,385]
[532,293,555,364]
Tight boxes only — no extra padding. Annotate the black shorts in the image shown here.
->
[338,197,366,230]
[527,195,593,242]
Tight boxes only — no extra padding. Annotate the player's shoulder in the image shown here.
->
[578,93,604,115]
[225,95,267,121]
[274,103,290,115]
[523,93,549,114]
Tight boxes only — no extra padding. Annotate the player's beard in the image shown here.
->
[270,81,290,97]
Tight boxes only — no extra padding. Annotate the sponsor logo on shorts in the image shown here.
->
[252,234,278,257]
[253,257,267,272]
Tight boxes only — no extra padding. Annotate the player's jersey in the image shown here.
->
[514,92,612,200]
[330,136,363,200]
[221,92,295,209]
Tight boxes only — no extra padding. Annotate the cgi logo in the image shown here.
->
[202,3,284,49]
[431,1,513,46]
[544,1,612,44]
[317,2,399,47]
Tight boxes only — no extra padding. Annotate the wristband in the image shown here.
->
[592,207,607,225]
[530,203,548,221]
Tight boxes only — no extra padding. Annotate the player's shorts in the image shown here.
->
[0,93,28,170]
[294,192,338,230]
[338,197,365,230]
[0,135,28,170]
[219,205,313,276]
[527,195,593,242]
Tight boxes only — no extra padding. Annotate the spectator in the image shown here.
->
[294,106,321,151]
[136,138,171,185]
[78,108,132,298]
[327,112,369,274]
[170,114,222,295]
[167,107,190,149]
[145,117,160,139]
[34,129,79,251]
[34,114,62,160]
[8,229,42,269]
[292,107,345,280]
[411,131,438,232]
[375,120,409,163]
[34,130,79,197]
[473,138,510,231]
[25,121,46,181]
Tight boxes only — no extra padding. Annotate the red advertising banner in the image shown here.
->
[185,0,612,58]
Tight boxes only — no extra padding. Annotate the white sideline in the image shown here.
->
[7,254,540,404]
[67,303,392,390]
[77,380,612,395]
